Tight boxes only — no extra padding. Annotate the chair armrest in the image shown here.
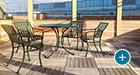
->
[33,28,44,32]
[33,28,44,37]
[83,28,97,31]
[85,30,102,37]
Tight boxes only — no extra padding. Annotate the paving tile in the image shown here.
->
[133,68,140,75]
[129,51,140,58]
[68,51,93,58]
[64,68,100,75]
[0,66,17,75]
[95,58,129,68]
[98,68,137,75]
[42,57,67,67]
[66,57,97,68]
[116,39,136,44]
[0,36,140,75]
[130,58,140,68]
[101,46,113,52]
[89,44,112,52]
[111,43,127,48]
[129,46,140,51]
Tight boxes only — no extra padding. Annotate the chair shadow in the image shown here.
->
[42,43,115,57]
[0,53,76,75]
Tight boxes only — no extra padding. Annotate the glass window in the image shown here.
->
[34,4,39,9]
[122,0,140,20]
[5,0,28,19]
[77,0,117,20]
[33,0,72,20]
[123,0,135,5]
[53,3,66,8]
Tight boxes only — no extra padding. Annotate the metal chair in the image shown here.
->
[1,25,43,74]
[62,20,85,49]
[14,21,44,52]
[80,22,108,57]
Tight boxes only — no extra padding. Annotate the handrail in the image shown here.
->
[3,12,140,20]
[0,6,6,14]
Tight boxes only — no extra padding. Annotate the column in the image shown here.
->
[28,0,33,26]
[72,0,77,21]
[116,0,122,36]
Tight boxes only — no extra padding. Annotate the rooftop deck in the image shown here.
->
[0,35,140,75]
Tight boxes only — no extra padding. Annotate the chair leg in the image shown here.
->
[81,40,84,51]
[76,37,79,50]
[17,46,26,74]
[30,46,32,50]
[67,38,71,47]
[16,44,20,53]
[26,46,30,61]
[85,42,89,57]
[93,39,99,52]
[41,45,44,51]
[99,41,105,56]
[39,48,43,67]
[7,43,14,66]
[41,39,44,51]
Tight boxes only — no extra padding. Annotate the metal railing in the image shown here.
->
[1,12,140,20]
[2,12,28,20]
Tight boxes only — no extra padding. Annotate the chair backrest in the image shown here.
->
[14,21,33,33]
[71,20,85,36]
[1,25,20,43]
[94,22,108,38]
[14,21,33,36]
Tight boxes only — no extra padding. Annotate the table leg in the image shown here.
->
[46,28,59,58]
[61,28,74,55]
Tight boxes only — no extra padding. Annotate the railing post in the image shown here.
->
[3,13,5,19]
[72,0,77,21]
[28,0,33,26]
[130,13,132,19]
[78,13,80,20]
[116,0,122,36]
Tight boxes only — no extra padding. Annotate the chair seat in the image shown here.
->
[19,40,42,47]
[81,36,99,43]
[31,35,43,41]
[30,42,43,49]
[81,36,93,40]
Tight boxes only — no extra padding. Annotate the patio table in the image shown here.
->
[40,24,77,58]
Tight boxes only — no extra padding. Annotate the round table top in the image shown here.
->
[39,24,78,28]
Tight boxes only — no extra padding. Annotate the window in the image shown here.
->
[123,0,135,5]
[34,4,38,9]
[53,3,66,8]
[5,0,28,19]
[33,0,72,20]
[78,0,117,20]
[112,0,116,5]
[122,0,140,20]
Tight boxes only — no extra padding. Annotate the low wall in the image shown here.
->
[0,20,140,41]
[33,20,115,39]
[121,21,140,36]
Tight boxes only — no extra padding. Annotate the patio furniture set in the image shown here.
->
[1,21,108,74]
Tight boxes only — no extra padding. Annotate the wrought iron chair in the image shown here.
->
[62,20,85,49]
[14,21,44,52]
[1,25,43,74]
[80,22,108,57]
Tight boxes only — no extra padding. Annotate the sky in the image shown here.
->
[34,0,72,4]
